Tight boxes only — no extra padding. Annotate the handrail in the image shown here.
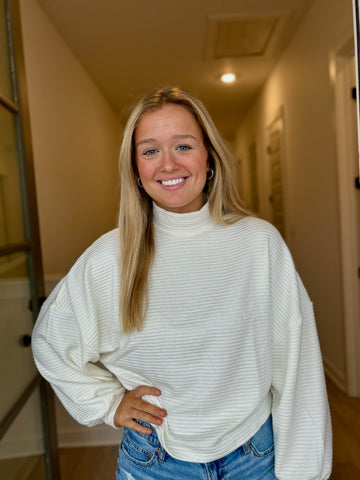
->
[0,92,19,113]
[0,242,31,257]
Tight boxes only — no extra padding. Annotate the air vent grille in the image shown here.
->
[214,16,279,58]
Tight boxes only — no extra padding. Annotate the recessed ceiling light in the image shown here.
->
[221,73,236,83]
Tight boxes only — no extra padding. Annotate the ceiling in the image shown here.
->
[37,0,314,138]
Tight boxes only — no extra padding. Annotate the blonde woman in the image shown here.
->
[32,87,332,479]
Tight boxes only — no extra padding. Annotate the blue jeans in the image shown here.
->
[116,416,276,479]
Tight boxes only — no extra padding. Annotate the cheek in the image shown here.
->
[199,157,210,178]
[136,160,152,180]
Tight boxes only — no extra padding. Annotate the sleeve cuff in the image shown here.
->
[103,390,126,428]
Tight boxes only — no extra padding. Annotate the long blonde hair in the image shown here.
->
[118,86,248,333]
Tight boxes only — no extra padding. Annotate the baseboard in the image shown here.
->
[323,355,347,392]
[0,436,44,460]
[57,424,122,448]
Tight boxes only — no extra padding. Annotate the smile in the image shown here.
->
[159,177,186,186]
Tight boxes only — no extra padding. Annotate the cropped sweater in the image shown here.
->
[32,203,332,479]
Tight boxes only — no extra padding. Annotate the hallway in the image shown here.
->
[0,1,358,478]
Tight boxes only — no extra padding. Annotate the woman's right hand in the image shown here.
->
[114,385,167,434]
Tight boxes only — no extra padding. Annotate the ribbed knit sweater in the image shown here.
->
[32,203,332,479]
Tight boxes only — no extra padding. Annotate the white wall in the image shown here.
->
[20,0,122,277]
[235,0,353,388]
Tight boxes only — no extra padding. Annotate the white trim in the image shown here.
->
[0,274,63,301]
[57,424,122,448]
[265,106,288,239]
[0,276,30,300]
[0,252,27,276]
[0,436,44,460]
[331,37,360,397]
[323,355,347,392]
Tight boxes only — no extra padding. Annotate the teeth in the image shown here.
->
[161,178,185,186]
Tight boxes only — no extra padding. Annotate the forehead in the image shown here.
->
[135,104,202,137]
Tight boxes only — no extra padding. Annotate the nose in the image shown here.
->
[159,150,179,172]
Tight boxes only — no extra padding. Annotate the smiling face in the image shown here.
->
[134,104,209,214]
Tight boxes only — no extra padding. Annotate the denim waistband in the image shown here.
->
[134,419,161,446]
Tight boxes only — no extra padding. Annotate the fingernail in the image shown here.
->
[161,410,167,417]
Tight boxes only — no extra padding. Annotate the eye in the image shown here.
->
[177,144,192,151]
[143,148,158,156]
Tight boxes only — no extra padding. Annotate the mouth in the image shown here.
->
[157,177,187,186]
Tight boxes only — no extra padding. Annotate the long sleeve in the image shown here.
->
[269,229,332,479]
[32,230,125,428]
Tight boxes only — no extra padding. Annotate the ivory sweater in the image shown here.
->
[32,203,332,479]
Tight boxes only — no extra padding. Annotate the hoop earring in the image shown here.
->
[137,177,144,188]
[207,169,214,180]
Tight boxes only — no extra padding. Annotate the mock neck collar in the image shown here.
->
[153,202,215,236]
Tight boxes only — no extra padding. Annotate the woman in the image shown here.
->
[32,87,332,479]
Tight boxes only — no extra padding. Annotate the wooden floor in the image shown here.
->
[327,378,360,478]
[2,377,359,479]
[59,444,118,479]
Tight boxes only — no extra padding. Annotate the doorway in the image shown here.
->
[266,109,287,239]
[332,36,360,397]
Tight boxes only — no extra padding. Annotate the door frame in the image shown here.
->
[331,35,360,397]
[0,0,60,477]
[266,107,288,239]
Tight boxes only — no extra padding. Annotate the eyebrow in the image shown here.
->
[135,134,198,148]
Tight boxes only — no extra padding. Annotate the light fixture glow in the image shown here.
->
[221,73,236,83]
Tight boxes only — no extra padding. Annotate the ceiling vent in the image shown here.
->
[214,16,278,58]
[205,12,290,60]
